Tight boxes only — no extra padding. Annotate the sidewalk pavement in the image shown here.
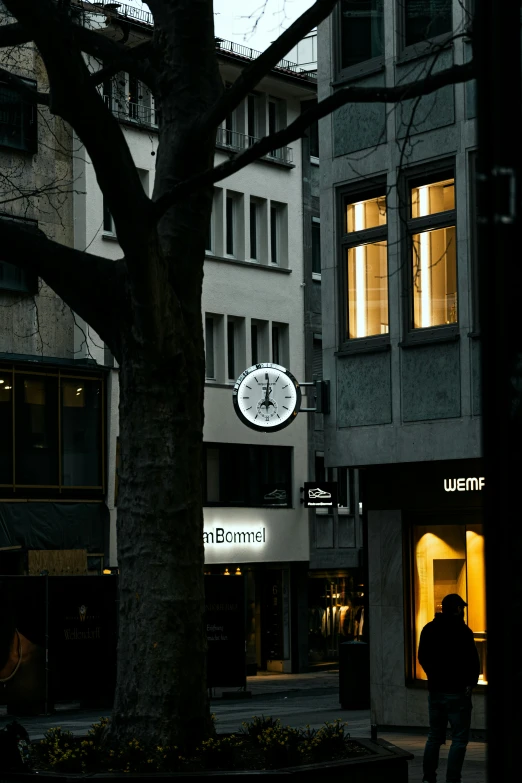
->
[1,670,487,782]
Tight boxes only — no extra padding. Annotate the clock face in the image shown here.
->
[233,363,301,432]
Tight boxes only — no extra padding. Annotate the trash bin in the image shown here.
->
[339,641,370,709]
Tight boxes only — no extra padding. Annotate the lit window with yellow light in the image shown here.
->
[344,194,388,340]
[410,178,457,329]
[412,523,487,684]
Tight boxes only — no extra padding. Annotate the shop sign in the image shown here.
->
[444,477,485,492]
[303,481,338,508]
[203,527,266,545]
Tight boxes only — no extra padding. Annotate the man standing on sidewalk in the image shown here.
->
[418,593,480,783]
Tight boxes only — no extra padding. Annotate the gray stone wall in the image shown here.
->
[0,36,75,359]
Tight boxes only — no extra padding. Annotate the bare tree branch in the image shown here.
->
[0,216,126,356]
[0,22,30,48]
[74,25,158,91]
[3,0,152,260]
[200,0,338,135]
[154,59,475,220]
[0,65,50,104]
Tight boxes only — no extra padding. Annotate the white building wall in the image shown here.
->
[73,62,312,569]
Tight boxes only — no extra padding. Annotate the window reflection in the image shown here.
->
[61,380,101,486]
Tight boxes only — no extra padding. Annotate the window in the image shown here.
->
[61,380,102,486]
[250,200,258,260]
[0,215,38,293]
[128,75,154,124]
[411,522,487,684]
[342,192,388,341]
[408,176,456,330]
[313,337,323,379]
[272,324,281,365]
[339,0,384,71]
[205,317,215,379]
[251,323,259,365]
[0,370,13,484]
[251,320,268,365]
[312,218,321,275]
[103,195,114,234]
[102,72,157,127]
[226,195,234,255]
[227,317,245,381]
[0,261,35,294]
[0,367,104,493]
[204,443,292,507]
[271,322,288,366]
[402,0,452,47]
[0,78,37,153]
[309,118,319,158]
[270,202,287,266]
[227,320,236,380]
[267,97,286,160]
[226,191,244,258]
[247,93,263,145]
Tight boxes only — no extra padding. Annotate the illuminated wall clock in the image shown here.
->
[233,363,301,432]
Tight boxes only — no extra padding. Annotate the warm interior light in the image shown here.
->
[418,187,431,328]
[224,567,230,576]
[77,387,83,392]
[4,386,12,390]
[103,569,111,574]
[0,379,4,384]
[235,567,242,575]
[354,202,366,337]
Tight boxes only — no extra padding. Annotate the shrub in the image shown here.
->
[28,715,373,773]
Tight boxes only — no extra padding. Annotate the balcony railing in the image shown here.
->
[215,39,316,79]
[90,1,154,27]
[104,95,157,127]
[85,4,315,79]
[216,126,293,164]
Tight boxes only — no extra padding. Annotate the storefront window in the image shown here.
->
[308,574,365,664]
[412,523,487,683]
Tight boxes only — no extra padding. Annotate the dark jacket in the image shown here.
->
[418,613,480,693]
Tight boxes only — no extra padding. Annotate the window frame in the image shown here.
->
[269,201,287,267]
[205,316,216,380]
[0,363,105,498]
[401,162,458,343]
[397,0,454,57]
[312,216,321,278]
[334,0,386,82]
[337,181,390,352]
[0,76,38,154]
[203,442,293,509]
[0,214,39,294]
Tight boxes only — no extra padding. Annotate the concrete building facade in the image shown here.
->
[318,1,485,729]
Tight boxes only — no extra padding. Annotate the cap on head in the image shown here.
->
[441,593,467,613]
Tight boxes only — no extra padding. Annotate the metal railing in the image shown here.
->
[89,1,154,27]
[215,38,314,78]
[216,126,293,164]
[103,95,156,127]
[83,4,316,78]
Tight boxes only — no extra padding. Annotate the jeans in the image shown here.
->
[422,691,472,783]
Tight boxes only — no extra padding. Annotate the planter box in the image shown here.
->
[0,739,413,783]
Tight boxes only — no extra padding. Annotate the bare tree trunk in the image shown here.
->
[112,304,210,748]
